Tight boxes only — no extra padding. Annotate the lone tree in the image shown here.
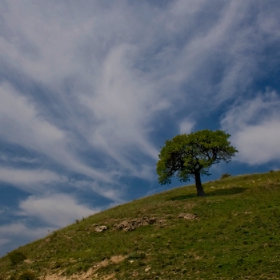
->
[156,129,238,196]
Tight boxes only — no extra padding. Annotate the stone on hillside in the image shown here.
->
[95,225,108,232]
[115,217,157,231]
[178,213,197,220]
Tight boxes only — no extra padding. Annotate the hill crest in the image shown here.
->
[1,171,280,279]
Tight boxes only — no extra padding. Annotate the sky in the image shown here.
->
[0,0,280,257]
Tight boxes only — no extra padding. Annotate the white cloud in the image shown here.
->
[0,168,66,192]
[19,193,99,227]
[1,0,279,180]
[233,121,280,164]
[78,43,167,177]
[70,180,125,204]
[221,91,280,165]
[0,83,63,151]
[0,83,63,145]
[0,83,112,183]
[179,119,195,134]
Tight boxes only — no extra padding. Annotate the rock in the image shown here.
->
[115,217,157,231]
[178,213,197,220]
[116,220,131,231]
[145,266,151,272]
[95,225,108,232]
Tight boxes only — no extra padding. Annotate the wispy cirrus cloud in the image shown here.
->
[0,83,112,183]
[0,168,66,193]
[1,0,279,177]
[18,193,99,227]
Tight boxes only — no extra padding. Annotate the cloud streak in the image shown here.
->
[0,82,113,183]
[0,168,66,192]
[18,193,99,227]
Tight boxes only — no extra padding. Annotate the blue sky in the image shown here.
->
[0,0,280,256]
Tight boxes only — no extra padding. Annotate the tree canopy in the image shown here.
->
[156,129,238,196]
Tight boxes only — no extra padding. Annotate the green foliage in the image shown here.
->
[8,251,27,266]
[18,271,37,280]
[157,129,237,184]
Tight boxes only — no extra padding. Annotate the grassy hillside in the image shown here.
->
[1,171,280,279]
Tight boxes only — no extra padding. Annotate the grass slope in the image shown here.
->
[1,171,280,279]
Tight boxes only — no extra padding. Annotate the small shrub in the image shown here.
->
[18,270,37,280]
[220,173,231,179]
[8,251,27,266]
[128,252,146,260]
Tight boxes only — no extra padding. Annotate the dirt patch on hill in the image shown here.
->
[40,255,126,280]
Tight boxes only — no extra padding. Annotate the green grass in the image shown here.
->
[1,171,280,279]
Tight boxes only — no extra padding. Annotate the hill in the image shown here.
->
[0,171,280,279]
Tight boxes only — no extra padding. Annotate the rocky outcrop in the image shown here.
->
[114,217,157,231]
[94,225,108,232]
[178,213,198,220]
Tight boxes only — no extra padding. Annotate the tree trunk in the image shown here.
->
[194,171,205,196]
